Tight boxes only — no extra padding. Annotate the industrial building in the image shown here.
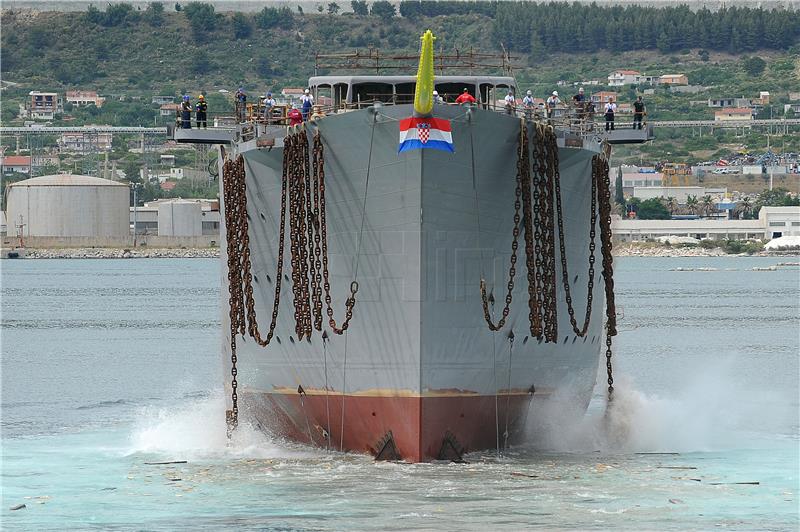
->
[131,199,220,237]
[613,206,800,242]
[5,174,129,238]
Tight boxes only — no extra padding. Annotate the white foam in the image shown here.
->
[525,361,795,454]
[127,391,319,460]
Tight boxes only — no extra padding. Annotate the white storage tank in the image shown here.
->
[5,174,129,237]
[157,200,202,236]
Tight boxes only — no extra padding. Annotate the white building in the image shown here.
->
[131,199,220,236]
[613,206,800,241]
[65,90,105,108]
[607,70,640,86]
[632,186,706,204]
[59,130,113,152]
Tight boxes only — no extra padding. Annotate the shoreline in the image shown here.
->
[4,245,799,259]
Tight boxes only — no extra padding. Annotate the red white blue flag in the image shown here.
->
[398,117,454,153]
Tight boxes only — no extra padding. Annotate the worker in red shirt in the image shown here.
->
[455,88,476,104]
[287,104,303,126]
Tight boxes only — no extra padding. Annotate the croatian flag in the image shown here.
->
[398,117,454,153]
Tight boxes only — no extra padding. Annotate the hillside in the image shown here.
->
[1,2,799,169]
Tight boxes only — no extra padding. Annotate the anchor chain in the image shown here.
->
[221,129,360,435]
[480,121,617,400]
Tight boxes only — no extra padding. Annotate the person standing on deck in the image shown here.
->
[300,89,314,121]
[504,90,516,115]
[633,96,646,130]
[195,94,207,129]
[546,91,560,119]
[180,95,192,129]
[287,104,303,126]
[235,87,247,122]
[432,90,443,104]
[455,88,476,105]
[572,87,586,120]
[263,92,276,122]
[522,90,535,118]
[604,96,617,131]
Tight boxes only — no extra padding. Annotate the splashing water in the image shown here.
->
[127,392,320,461]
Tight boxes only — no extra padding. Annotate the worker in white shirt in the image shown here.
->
[504,90,516,115]
[263,92,276,122]
[604,96,617,131]
[546,90,560,119]
[300,89,314,121]
[522,90,535,118]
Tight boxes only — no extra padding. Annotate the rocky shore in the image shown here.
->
[9,244,800,259]
[23,247,220,259]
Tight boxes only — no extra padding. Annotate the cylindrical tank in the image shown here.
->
[157,200,202,236]
[5,174,129,237]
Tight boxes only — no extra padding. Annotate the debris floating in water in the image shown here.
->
[9,504,26,511]
[144,461,188,465]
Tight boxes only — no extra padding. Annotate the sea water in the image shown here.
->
[2,257,798,530]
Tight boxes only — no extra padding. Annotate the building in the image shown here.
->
[1,155,32,175]
[714,108,753,122]
[632,186,706,204]
[5,174,129,238]
[784,103,800,115]
[65,90,105,108]
[613,206,800,242]
[591,91,619,104]
[659,74,688,85]
[152,95,175,105]
[754,91,770,105]
[761,206,800,239]
[607,70,640,86]
[58,129,113,152]
[708,97,751,108]
[160,103,181,117]
[27,91,62,120]
[131,198,220,236]
[280,87,306,103]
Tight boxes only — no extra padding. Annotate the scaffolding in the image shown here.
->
[314,47,517,77]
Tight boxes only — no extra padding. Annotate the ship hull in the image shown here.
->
[220,104,606,461]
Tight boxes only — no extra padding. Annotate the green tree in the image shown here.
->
[327,2,340,14]
[614,167,624,206]
[686,195,699,214]
[144,2,165,26]
[665,196,677,215]
[757,187,800,208]
[183,2,216,41]
[255,7,293,29]
[741,56,766,76]
[370,1,395,21]
[351,0,368,16]
[636,197,671,220]
[701,194,715,217]
[231,12,252,39]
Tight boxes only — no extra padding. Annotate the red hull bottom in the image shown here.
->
[241,391,535,462]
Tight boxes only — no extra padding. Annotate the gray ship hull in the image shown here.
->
[220,104,606,461]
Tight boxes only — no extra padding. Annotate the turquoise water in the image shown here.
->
[2,257,798,530]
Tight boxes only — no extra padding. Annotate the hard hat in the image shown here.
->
[304,89,310,94]
[433,90,438,95]
[267,92,272,97]
[198,94,204,100]
[552,91,558,96]
[579,87,584,92]
[463,88,469,92]
[526,90,532,95]
[238,87,243,91]
[183,95,189,101]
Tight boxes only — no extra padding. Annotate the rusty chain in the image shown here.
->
[479,120,617,399]
[221,128,360,435]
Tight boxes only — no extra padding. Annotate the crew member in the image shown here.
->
[572,87,586,120]
[235,87,247,122]
[504,91,516,115]
[522,90,535,119]
[195,94,207,129]
[432,90,443,104]
[633,96,645,130]
[180,95,192,129]
[300,89,314,121]
[455,88,476,105]
[287,104,303,126]
[263,91,276,122]
[604,97,617,131]
[546,90,560,119]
